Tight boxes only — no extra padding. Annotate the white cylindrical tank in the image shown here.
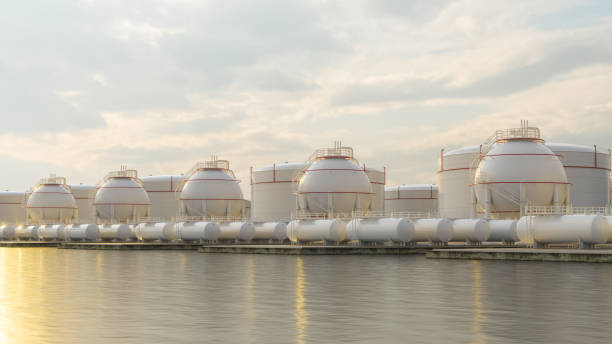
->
[346,218,414,243]
[287,219,347,243]
[385,185,438,216]
[38,224,65,241]
[69,184,96,223]
[364,167,386,212]
[0,225,16,240]
[438,146,481,219]
[253,222,288,241]
[413,218,453,243]
[604,217,612,244]
[475,128,569,219]
[176,222,221,242]
[136,222,174,241]
[99,224,131,241]
[251,162,308,222]
[95,169,152,224]
[218,222,256,241]
[450,219,490,243]
[244,200,251,220]
[140,175,184,220]
[0,191,26,225]
[66,224,100,241]
[298,147,373,215]
[180,160,245,218]
[15,225,37,240]
[517,215,608,245]
[26,176,77,225]
[546,143,610,208]
[487,219,519,243]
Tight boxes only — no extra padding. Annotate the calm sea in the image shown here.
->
[1,248,611,344]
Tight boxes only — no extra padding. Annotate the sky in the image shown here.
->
[1,0,612,197]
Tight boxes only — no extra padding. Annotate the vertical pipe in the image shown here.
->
[594,144,598,168]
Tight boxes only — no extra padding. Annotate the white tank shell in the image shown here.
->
[252,162,307,222]
[176,222,221,242]
[99,224,131,241]
[180,169,244,218]
[38,224,65,240]
[15,225,38,240]
[438,146,481,219]
[546,143,610,208]
[487,220,519,242]
[140,175,184,220]
[517,215,608,244]
[450,219,490,242]
[218,222,256,241]
[27,184,77,225]
[69,184,96,224]
[95,177,152,223]
[136,222,174,241]
[364,167,386,212]
[413,218,453,242]
[346,218,414,243]
[385,185,438,216]
[0,225,16,240]
[298,159,372,214]
[253,222,288,241]
[287,219,348,242]
[0,191,26,225]
[65,224,100,241]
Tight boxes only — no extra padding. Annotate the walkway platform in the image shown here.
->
[426,248,612,263]
[198,244,431,255]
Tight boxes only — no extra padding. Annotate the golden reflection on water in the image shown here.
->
[471,260,486,344]
[295,257,308,344]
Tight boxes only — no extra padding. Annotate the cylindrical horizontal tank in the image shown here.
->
[136,222,174,241]
[487,220,519,242]
[450,219,490,243]
[364,167,386,212]
[251,162,308,222]
[15,225,38,241]
[180,160,245,218]
[0,191,26,225]
[298,146,373,215]
[218,222,256,241]
[0,225,16,240]
[253,222,288,241]
[99,224,131,241]
[412,218,453,243]
[38,224,65,241]
[65,224,100,241]
[385,185,438,216]
[346,218,414,243]
[95,169,152,224]
[140,175,184,220]
[175,222,221,242]
[546,143,611,208]
[27,176,77,225]
[69,184,96,224]
[438,146,481,219]
[287,219,347,242]
[517,215,608,245]
[475,128,569,219]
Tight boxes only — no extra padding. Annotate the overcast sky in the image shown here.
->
[1,0,612,196]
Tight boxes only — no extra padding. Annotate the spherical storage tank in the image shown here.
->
[26,176,77,225]
[140,175,184,220]
[69,184,96,224]
[385,185,438,216]
[94,168,151,224]
[180,158,245,219]
[474,125,569,219]
[438,146,481,219]
[297,145,373,215]
[546,143,610,208]
[251,162,308,222]
[0,191,26,225]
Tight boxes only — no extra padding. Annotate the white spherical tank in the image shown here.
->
[298,146,372,215]
[95,169,152,224]
[140,175,184,220]
[385,185,438,216]
[475,127,569,219]
[251,162,308,222]
[364,167,386,212]
[26,176,77,225]
[0,191,26,225]
[546,143,610,208]
[180,160,245,218]
[346,218,414,243]
[438,146,481,219]
[69,184,96,224]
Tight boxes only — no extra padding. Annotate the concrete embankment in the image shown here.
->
[0,241,58,247]
[198,244,431,255]
[427,248,612,263]
[57,242,202,250]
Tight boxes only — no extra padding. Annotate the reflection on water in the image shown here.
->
[1,248,612,344]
